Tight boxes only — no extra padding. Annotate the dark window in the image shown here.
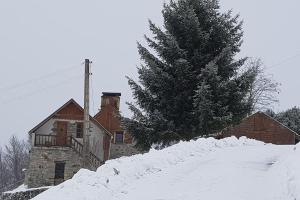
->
[54,162,65,179]
[115,131,124,144]
[76,123,83,138]
[54,162,65,185]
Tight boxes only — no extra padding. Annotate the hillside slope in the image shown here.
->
[33,137,300,200]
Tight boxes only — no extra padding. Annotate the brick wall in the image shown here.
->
[94,93,140,159]
[222,112,296,144]
[94,95,121,133]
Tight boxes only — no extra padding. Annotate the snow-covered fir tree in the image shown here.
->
[274,107,300,134]
[125,0,256,150]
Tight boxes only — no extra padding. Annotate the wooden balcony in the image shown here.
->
[35,134,66,147]
[34,134,83,154]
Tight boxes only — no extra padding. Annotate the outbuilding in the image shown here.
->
[220,112,300,144]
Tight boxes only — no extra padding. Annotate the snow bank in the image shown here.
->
[32,137,299,200]
[4,184,51,194]
[267,142,300,200]
[4,184,28,194]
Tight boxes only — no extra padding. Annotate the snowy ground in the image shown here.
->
[32,137,300,200]
[4,184,52,194]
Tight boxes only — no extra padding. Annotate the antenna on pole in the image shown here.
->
[83,59,91,168]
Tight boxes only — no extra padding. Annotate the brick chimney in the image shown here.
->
[101,92,121,111]
[94,92,121,133]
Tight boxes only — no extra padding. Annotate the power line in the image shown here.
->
[0,63,81,92]
[1,74,83,104]
[268,52,300,69]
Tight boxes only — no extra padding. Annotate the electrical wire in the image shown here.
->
[1,74,83,104]
[0,63,81,92]
[268,51,300,69]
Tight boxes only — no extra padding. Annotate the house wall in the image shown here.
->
[89,122,105,160]
[222,112,296,144]
[1,187,49,200]
[29,119,56,146]
[32,119,105,160]
[110,143,140,159]
[25,100,111,189]
[26,119,106,188]
[96,95,120,133]
[35,119,56,136]
[25,147,84,188]
[96,98,118,139]
[94,93,139,159]
[95,95,133,145]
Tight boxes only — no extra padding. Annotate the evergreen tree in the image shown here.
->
[125,0,255,150]
[274,107,300,134]
[264,109,276,118]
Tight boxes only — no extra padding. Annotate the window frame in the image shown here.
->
[115,131,124,144]
[76,122,84,138]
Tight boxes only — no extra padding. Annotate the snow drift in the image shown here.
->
[32,137,300,200]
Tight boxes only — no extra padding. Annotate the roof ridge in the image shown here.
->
[29,99,111,137]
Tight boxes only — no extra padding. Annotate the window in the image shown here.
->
[115,131,124,144]
[76,122,83,138]
[54,162,65,185]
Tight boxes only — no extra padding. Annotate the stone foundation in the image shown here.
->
[0,188,49,200]
[25,147,84,188]
[110,143,140,159]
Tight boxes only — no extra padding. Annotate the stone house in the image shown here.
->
[220,112,300,144]
[25,92,138,188]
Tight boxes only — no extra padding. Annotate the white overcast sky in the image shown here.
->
[0,0,300,146]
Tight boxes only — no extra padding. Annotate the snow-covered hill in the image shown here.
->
[32,137,300,200]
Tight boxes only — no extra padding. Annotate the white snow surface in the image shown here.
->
[4,184,28,194]
[32,137,300,200]
[5,184,52,194]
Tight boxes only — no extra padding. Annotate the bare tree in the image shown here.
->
[246,58,280,113]
[4,136,29,184]
[0,148,10,192]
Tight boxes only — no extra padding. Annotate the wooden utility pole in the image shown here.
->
[83,59,91,168]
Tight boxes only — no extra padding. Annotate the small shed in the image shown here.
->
[220,112,300,144]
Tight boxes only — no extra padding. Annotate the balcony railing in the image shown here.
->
[34,134,82,150]
[34,134,102,169]
[70,137,83,155]
[34,134,60,147]
[89,152,103,168]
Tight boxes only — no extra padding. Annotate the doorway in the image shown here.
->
[54,161,65,185]
[56,121,68,146]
